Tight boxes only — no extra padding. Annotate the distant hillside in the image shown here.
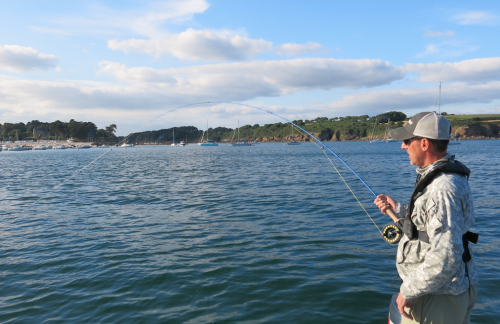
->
[126,113,500,144]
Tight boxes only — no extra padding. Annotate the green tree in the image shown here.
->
[105,124,117,137]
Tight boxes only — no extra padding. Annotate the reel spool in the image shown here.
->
[382,223,402,244]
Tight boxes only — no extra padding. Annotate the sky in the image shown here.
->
[1,0,500,135]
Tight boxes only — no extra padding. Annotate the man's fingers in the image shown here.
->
[398,305,413,320]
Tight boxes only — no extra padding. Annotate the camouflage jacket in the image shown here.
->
[394,154,478,300]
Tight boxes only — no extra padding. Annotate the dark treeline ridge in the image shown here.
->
[128,111,408,143]
[0,120,118,142]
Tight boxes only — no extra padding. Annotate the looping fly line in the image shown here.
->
[17,101,382,234]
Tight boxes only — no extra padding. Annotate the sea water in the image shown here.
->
[1,141,498,323]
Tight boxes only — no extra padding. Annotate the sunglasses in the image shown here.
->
[403,137,423,145]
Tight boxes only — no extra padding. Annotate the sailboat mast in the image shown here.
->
[438,82,441,115]
[238,117,240,142]
[371,118,377,141]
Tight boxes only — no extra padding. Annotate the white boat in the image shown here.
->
[370,118,384,143]
[178,141,186,147]
[384,117,398,142]
[252,130,260,144]
[198,120,218,146]
[230,117,250,146]
[99,145,110,148]
[121,143,134,148]
[287,125,301,145]
[33,145,48,150]
[8,145,25,151]
[52,145,67,149]
[449,134,461,145]
[80,145,90,149]
[171,128,177,146]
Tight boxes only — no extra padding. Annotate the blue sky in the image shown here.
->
[1,0,499,135]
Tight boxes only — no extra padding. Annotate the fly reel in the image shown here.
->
[382,223,402,244]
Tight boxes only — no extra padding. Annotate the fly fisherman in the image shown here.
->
[374,112,478,324]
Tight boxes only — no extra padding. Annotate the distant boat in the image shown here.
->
[33,145,48,150]
[171,128,177,146]
[230,117,250,147]
[8,145,25,151]
[52,145,67,150]
[385,117,397,142]
[178,141,186,147]
[252,130,260,144]
[199,120,218,146]
[449,134,461,145]
[121,143,134,148]
[287,124,301,145]
[370,118,384,143]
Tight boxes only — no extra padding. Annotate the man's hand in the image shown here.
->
[396,292,413,320]
[374,194,397,216]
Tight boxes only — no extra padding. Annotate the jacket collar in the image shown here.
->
[416,153,453,177]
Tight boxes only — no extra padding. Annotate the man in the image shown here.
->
[374,112,478,324]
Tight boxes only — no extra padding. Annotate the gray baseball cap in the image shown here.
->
[390,112,451,141]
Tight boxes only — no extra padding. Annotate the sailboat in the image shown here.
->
[230,117,250,146]
[287,124,300,145]
[198,120,218,146]
[251,130,260,144]
[370,118,383,143]
[171,128,176,146]
[385,117,397,142]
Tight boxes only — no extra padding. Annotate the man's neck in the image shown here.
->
[421,152,448,168]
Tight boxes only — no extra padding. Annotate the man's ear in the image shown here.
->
[420,138,430,152]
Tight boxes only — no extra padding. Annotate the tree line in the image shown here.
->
[0,119,117,142]
[123,111,408,143]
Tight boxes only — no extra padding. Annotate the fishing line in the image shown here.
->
[17,101,384,236]
[290,125,382,234]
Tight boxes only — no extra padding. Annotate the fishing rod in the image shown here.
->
[148,101,402,243]
[18,101,401,243]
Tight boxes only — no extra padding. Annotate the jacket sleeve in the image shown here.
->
[395,202,407,218]
[400,188,466,299]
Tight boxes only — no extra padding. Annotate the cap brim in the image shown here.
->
[390,126,414,141]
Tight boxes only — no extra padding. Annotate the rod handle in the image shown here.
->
[386,209,399,223]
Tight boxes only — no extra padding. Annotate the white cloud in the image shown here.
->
[108,28,273,61]
[454,11,498,25]
[98,58,405,93]
[30,0,210,38]
[128,0,210,37]
[0,44,58,73]
[275,42,322,56]
[329,81,500,112]
[417,42,478,58]
[423,30,455,37]
[0,58,403,128]
[407,57,500,83]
